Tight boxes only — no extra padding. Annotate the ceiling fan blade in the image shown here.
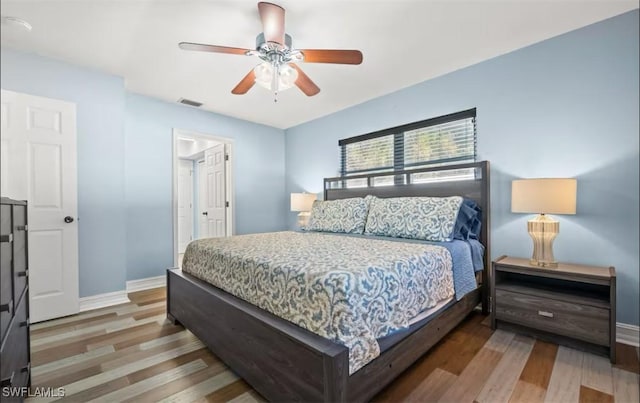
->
[231,70,256,95]
[258,2,285,44]
[300,49,363,65]
[291,64,320,96]
[179,42,250,55]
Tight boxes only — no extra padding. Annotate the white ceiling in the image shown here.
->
[1,0,637,129]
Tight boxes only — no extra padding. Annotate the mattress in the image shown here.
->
[182,231,456,374]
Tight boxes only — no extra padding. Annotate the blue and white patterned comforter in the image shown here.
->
[182,231,454,374]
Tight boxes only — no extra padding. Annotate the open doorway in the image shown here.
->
[172,129,234,267]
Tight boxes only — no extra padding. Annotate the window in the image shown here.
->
[344,136,394,174]
[339,109,476,186]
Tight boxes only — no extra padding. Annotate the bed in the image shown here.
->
[167,160,490,402]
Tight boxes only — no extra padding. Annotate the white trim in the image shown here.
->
[126,275,167,293]
[79,290,129,312]
[617,322,640,347]
[78,275,168,312]
[172,129,235,268]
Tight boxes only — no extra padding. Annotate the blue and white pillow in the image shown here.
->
[364,196,464,241]
[305,197,372,234]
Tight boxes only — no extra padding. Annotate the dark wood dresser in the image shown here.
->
[491,256,616,362]
[1,197,31,394]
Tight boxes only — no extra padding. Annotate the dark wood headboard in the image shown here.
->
[324,160,491,311]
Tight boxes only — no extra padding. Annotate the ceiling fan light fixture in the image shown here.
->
[179,2,361,98]
[279,64,298,88]
[254,62,298,91]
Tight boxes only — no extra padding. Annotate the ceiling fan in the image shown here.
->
[179,2,363,101]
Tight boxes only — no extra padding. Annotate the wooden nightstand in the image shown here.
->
[491,256,616,363]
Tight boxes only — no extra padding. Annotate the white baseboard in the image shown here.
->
[79,290,129,312]
[78,275,166,312]
[617,322,640,347]
[126,275,166,293]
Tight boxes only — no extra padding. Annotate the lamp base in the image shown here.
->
[297,212,311,227]
[528,214,559,268]
[529,259,558,268]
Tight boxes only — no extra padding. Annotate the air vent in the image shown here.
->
[177,98,203,108]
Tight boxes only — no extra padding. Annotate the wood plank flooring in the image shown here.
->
[28,288,640,402]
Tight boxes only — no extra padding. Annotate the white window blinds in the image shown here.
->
[339,109,476,182]
[344,136,394,175]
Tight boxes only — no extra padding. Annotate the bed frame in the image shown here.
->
[167,161,490,402]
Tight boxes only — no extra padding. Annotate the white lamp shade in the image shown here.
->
[254,62,299,91]
[512,178,577,215]
[290,193,317,212]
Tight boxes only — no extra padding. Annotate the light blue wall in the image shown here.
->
[1,48,287,294]
[285,10,640,325]
[1,48,127,297]
[124,93,286,281]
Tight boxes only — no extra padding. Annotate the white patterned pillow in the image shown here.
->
[364,196,464,241]
[306,197,372,234]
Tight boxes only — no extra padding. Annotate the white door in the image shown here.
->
[0,89,79,323]
[177,159,193,252]
[204,144,226,237]
[197,160,208,239]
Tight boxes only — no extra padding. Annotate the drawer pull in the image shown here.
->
[20,319,29,328]
[21,363,31,373]
[17,270,28,277]
[0,299,13,314]
[0,233,12,243]
[0,371,14,387]
[538,310,554,318]
[17,225,27,231]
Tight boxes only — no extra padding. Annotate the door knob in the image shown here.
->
[202,212,208,216]
[64,216,74,223]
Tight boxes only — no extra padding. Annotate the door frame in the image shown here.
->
[172,129,235,267]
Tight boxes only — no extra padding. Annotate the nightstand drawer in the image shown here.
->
[495,289,609,346]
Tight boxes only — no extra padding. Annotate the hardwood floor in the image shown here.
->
[28,288,639,402]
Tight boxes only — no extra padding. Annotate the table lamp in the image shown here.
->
[511,178,577,268]
[290,192,317,227]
